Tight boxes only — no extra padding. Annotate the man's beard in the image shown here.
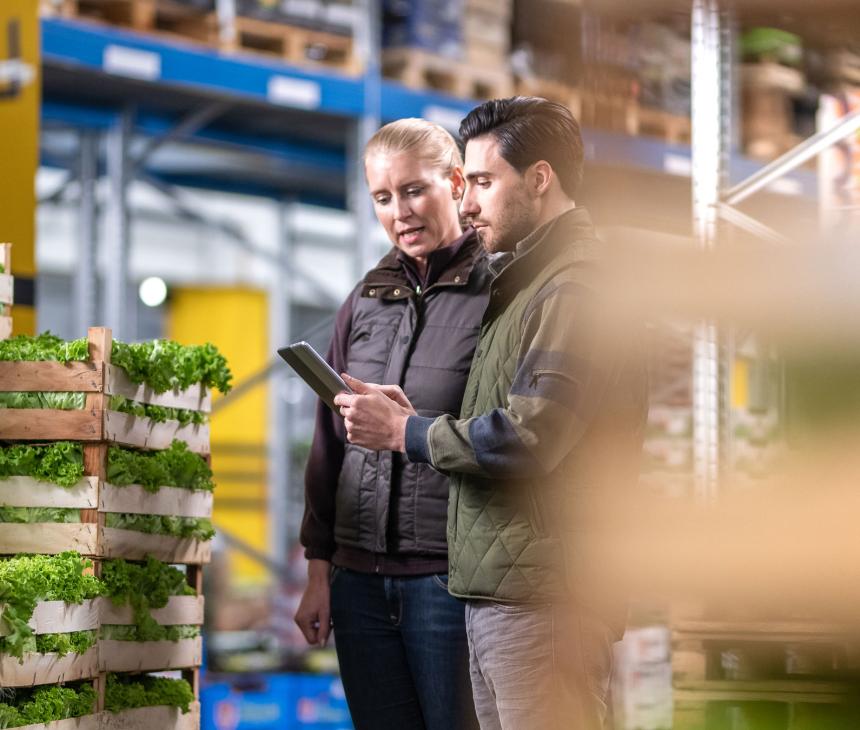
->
[483,200,536,254]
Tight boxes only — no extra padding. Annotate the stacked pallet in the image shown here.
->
[0,327,225,728]
[382,0,513,100]
[0,244,11,340]
[672,610,860,729]
[42,0,360,74]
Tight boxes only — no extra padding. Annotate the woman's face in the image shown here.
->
[365,150,465,265]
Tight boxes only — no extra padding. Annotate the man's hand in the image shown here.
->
[334,374,416,452]
[294,559,332,646]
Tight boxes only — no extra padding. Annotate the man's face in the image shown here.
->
[461,135,538,254]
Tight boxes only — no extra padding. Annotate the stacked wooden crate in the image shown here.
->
[0,327,215,728]
[0,244,11,341]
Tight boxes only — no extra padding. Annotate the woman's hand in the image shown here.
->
[294,559,332,646]
[335,375,417,452]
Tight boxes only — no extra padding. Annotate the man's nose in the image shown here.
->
[460,184,479,217]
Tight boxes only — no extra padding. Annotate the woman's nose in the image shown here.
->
[395,196,412,220]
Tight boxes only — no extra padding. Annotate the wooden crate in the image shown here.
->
[0,328,211,453]
[101,702,200,730]
[17,717,100,730]
[383,48,514,101]
[1,243,12,340]
[225,16,359,74]
[515,77,581,119]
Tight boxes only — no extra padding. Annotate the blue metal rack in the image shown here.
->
[41,16,817,206]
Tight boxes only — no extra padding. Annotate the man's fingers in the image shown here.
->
[341,373,369,394]
[295,614,318,645]
[333,393,357,408]
[318,608,332,646]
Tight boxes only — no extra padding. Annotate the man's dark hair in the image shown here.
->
[459,96,584,198]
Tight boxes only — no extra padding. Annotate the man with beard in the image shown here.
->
[335,97,649,730]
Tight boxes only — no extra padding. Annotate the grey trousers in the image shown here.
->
[465,600,616,730]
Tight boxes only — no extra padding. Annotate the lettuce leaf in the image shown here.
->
[0,332,89,363]
[0,507,80,523]
[101,624,200,642]
[109,395,207,426]
[111,339,232,394]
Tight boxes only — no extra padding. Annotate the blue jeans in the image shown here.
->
[330,567,479,730]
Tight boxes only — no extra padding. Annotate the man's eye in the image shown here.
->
[407,187,423,196]
[477,179,491,188]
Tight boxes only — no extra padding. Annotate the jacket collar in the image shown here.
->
[361,228,483,300]
[491,207,601,287]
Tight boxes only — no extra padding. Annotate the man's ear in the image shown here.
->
[530,160,554,197]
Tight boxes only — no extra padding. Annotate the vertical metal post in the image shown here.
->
[267,202,293,563]
[74,130,98,336]
[104,106,134,339]
[349,0,382,279]
[691,0,730,500]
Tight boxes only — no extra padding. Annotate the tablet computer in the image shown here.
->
[278,341,352,412]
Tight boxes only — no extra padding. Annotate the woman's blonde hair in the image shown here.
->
[364,118,462,176]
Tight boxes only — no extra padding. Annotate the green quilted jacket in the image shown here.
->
[405,207,648,614]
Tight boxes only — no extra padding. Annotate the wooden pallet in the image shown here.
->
[224,15,359,74]
[0,243,12,340]
[383,48,514,101]
[47,0,218,45]
[634,106,692,146]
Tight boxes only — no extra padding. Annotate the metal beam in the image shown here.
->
[130,101,229,177]
[724,108,860,206]
[103,106,134,339]
[74,130,99,336]
[717,202,791,245]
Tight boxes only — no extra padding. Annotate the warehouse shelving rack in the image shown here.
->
[36,0,833,569]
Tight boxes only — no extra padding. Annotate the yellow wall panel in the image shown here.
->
[0,1,39,334]
[168,287,270,586]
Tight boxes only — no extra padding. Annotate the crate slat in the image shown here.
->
[100,595,204,627]
[16,715,100,730]
[0,476,98,509]
[0,599,100,637]
[0,361,103,392]
[105,363,211,413]
[0,274,12,305]
[100,528,211,564]
[98,637,202,672]
[102,702,200,730]
[103,411,209,454]
[99,483,212,518]
[0,523,98,555]
[0,646,99,686]
[0,409,103,441]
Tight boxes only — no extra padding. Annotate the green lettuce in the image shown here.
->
[101,624,200,642]
[0,507,80,523]
[0,553,102,660]
[109,395,207,427]
[0,683,96,727]
[0,629,98,657]
[0,391,86,410]
[111,339,232,394]
[107,441,213,492]
[104,513,214,541]
[101,558,195,642]
[0,332,89,363]
[105,673,194,714]
[0,442,84,487]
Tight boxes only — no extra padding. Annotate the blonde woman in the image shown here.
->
[294,119,488,730]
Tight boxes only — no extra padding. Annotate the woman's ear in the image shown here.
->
[449,166,466,201]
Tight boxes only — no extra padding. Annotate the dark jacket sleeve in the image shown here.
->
[299,286,358,561]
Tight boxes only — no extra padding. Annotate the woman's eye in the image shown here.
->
[374,196,390,205]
